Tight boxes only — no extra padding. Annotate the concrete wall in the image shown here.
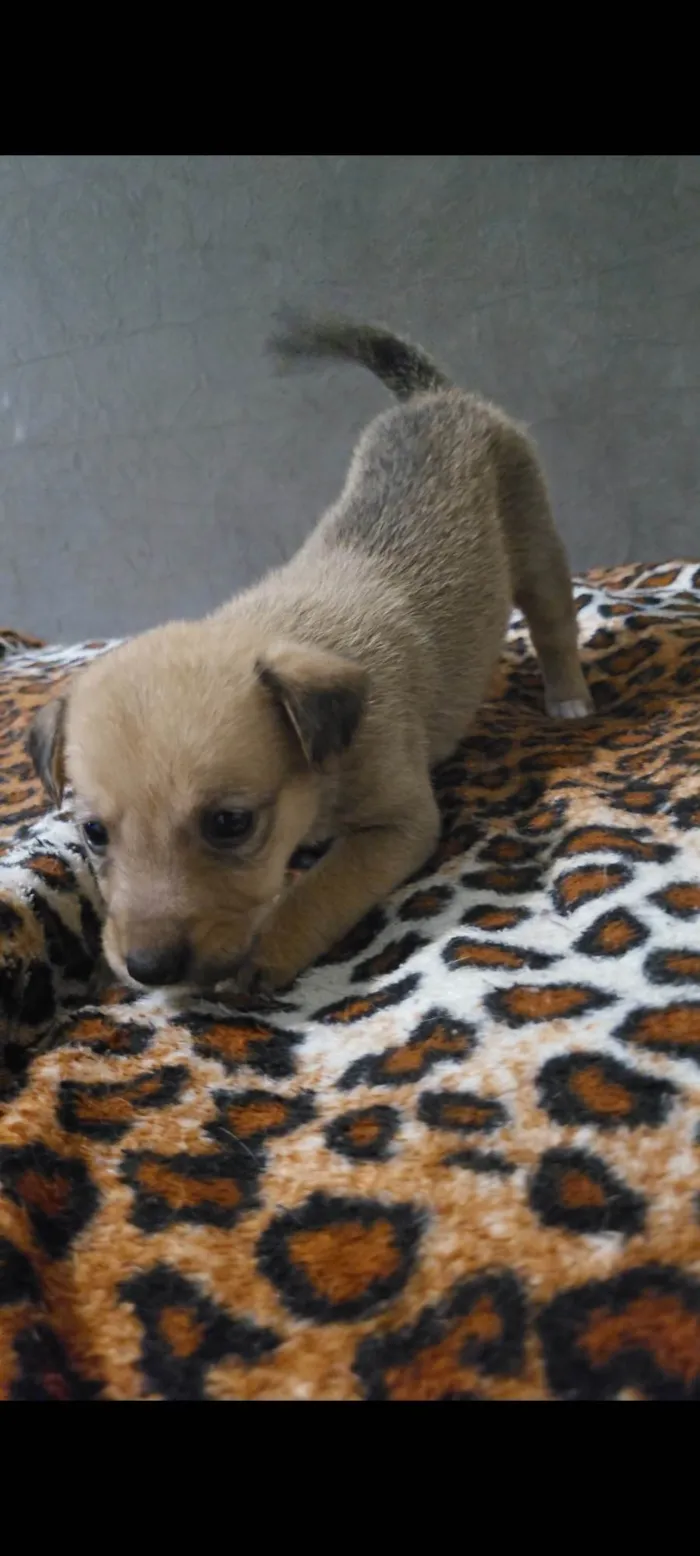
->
[1,154,698,641]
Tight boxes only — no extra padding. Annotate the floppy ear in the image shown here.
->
[256,641,367,767]
[26,696,67,805]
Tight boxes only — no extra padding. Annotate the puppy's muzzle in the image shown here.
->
[122,939,254,993]
[125,942,191,988]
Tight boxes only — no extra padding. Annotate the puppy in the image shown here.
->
[28,315,592,996]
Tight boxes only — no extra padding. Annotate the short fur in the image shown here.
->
[28,314,593,994]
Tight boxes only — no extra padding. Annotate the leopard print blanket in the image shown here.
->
[1,562,699,1401]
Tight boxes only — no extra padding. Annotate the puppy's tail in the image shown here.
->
[268,309,452,403]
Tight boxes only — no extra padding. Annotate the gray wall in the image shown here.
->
[1,154,699,642]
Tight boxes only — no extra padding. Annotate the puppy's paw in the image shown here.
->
[247,925,308,994]
[240,966,278,1003]
[249,964,298,998]
[220,958,297,1010]
[546,694,594,722]
[212,970,284,1015]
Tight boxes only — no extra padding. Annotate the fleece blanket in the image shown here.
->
[1,562,700,1401]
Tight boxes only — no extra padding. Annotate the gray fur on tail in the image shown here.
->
[268,309,452,402]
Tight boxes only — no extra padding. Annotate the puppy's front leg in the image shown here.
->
[253,802,439,989]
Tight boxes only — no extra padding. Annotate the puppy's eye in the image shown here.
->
[201,808,255,848]
[83,819,109,851]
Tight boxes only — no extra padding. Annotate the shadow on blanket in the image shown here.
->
[1,562,699,1399]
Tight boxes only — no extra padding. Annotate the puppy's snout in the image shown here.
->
[125,942,191,988]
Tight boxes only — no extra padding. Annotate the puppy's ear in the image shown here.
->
[26,697,67,805]
[256,641,367,767]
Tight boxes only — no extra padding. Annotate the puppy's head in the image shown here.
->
[27,619,366,991]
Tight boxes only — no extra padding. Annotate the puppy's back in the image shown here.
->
[274,315,512,605]
[269,315,517,758]
[267,311,583,761]
[271,314,557,617]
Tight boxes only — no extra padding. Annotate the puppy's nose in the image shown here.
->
[125,942,190,987]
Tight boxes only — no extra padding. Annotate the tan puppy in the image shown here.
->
[28,315,593,996]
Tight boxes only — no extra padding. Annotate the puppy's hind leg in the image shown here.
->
[498,430,594,721]
[518,555,593,721]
